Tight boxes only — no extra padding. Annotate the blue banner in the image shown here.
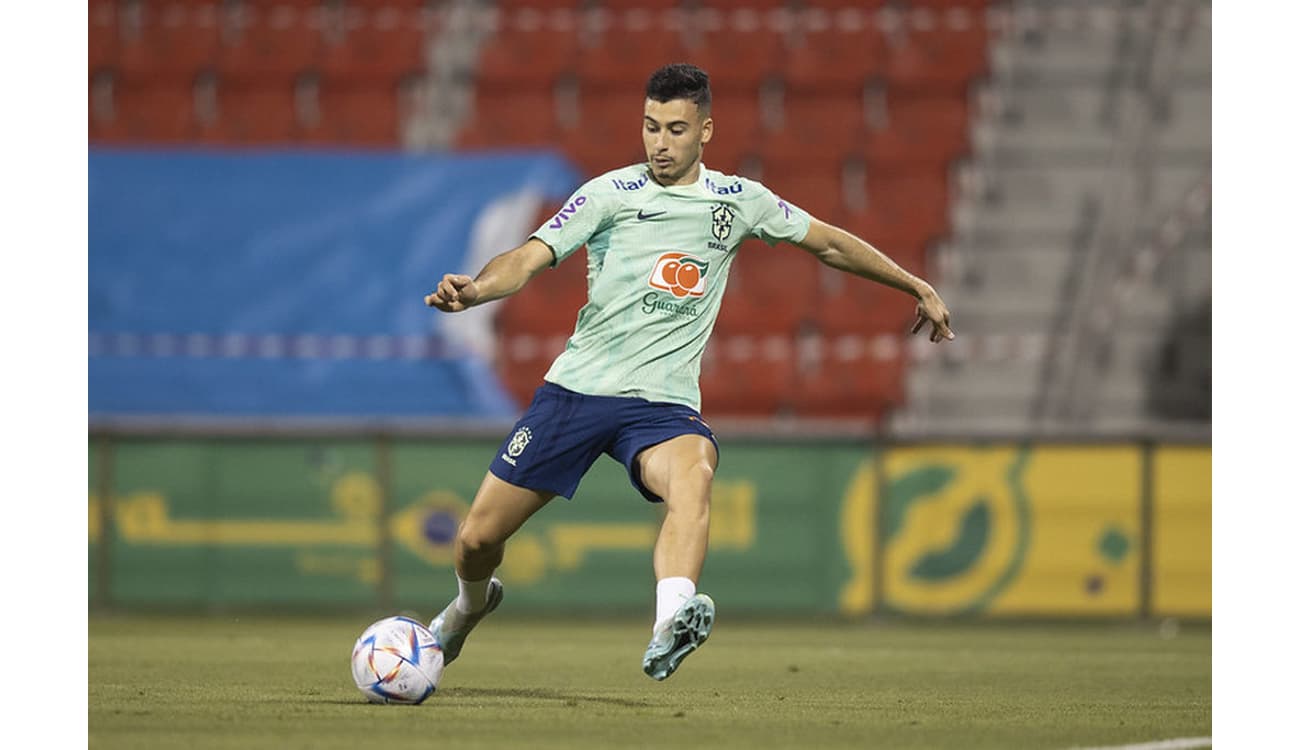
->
[89,149,582,420]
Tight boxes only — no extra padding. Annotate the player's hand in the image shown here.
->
[424,274,480,313]
[911,283,955,343]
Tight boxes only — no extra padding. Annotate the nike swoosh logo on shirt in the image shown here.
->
[636,210,667,220]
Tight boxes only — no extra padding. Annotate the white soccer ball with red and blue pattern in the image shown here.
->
[350,616,444,704]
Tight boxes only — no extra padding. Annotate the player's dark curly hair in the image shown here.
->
[645,63,711,115]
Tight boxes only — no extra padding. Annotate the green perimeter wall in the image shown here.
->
[88,438,1211,619]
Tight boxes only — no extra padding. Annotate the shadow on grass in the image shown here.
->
[444,687,658,709]
[318,687,659,709]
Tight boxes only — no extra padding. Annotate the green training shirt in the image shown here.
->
[528,162,812,411]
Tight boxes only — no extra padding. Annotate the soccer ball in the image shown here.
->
[350,616,444,704]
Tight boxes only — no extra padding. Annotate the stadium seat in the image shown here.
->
[833,199,940,277]
[89,1,118,71]
[834,206,934,270]
[457,88,561,148]
[474,28,578,89]
[699,136,760,178]
[862,92,971,169]
[320,5,432,82]
[116,2,223,82]
[761,155,846,220]
[691,0,789,9]
[716,240,819,336]
[496,333,569,409]
[574,32,689,90]
[904,0,993,9]
[211,84,301,144]
[698,340,797,417]
[762,90,870,163]
[885,27,990,92]
[799,0,889,8]
[219,2,325,79]
[495,0,582,9]
[575,87,646,138]
[685,26,786,90]
[784,26,887,94]
[812,269,919,338]
[560,133,646,178]
[494,257,588,337]
[790,348,903,420]
[314,83,403,146]
[101,79,200,143]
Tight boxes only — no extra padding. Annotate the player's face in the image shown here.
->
[643,98,712,185]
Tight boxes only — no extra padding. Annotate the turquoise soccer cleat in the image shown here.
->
[642,593,715,681]
[429,577,504,666]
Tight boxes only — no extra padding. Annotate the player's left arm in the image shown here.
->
[795,218,954,343]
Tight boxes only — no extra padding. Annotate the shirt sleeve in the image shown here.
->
[745,182,812,247]
[529,178,616,266]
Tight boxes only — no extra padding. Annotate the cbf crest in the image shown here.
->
[507,426,533,458]
[710,204,735,242]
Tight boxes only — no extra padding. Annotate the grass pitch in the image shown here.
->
[89,614,1210,749]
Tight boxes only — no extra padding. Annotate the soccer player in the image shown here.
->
[424,63,954,681]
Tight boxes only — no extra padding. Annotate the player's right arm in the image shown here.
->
[424,238,554,313]
[425,176,615,313]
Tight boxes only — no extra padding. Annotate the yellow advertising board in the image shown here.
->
[1152,447,1211,617]
[868,445,1143,617]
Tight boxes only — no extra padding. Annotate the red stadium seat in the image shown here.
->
[861,91,971,169]
[496,333,569,409]
[716,240,819,336]
[560,133,646,178]
[495,0,582,9]
[690,0,789,9]
[784,26,887,94]
[885,27,990,93]
[574,31,689,90]
[762,90,870,163]
[761,156,846,220]
[799,0,889,8]
[100,79,201,143]
[699,340,797,417]
[905,0,993,9]
[832,171,948,268]
[790,347,903,420]
[812,270,919,338]
[320,5,432,82]
[210,84,301,144]
[475,28,578,88]
[457,88,561,148]
[219,3,325,79]
[704,88,763,153]
[117,2,224,82]
[89,1,118,71]
[575,87,646,138]
[313,83,403,146]
[685,24,786,90]
[495,259,588,337]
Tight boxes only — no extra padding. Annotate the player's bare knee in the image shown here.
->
[673,459,714,495]
[456,520,503,559]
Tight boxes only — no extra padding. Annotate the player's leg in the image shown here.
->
[456,470,555,581]
[638,433,717,585]
[431,471,553,665]
[636,434,719,680]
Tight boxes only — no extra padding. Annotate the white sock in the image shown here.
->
[455,574,492,614]
[653,577,696,633]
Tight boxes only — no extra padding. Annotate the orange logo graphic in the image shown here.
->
[648,252,710,298]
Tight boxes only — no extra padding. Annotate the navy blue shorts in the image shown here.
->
[488,381,720,503]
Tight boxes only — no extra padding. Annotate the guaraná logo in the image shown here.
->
[647,252,710,298]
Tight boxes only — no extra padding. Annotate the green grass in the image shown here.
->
[89,614,1210,749]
